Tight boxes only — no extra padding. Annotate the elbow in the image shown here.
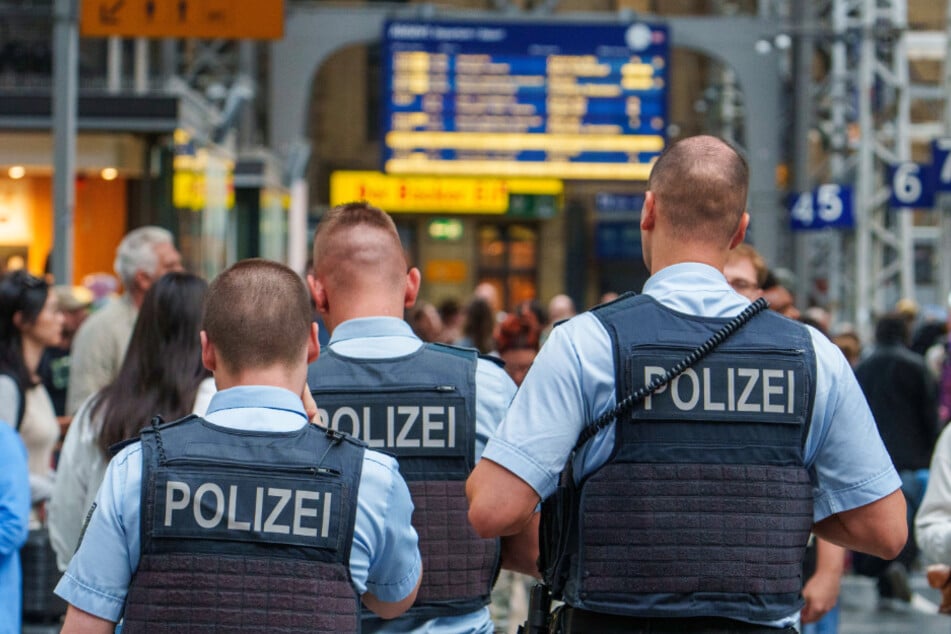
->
[468,502,504,539]
[879,524,909,561]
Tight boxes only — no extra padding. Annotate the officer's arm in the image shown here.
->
[467,458,540,538]
[61,605,115,634]
[500,512,541,577]
[813,488,907,559]
[361,563,422,619]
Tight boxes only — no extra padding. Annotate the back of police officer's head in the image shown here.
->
[203,258,313,374]
[312,201,408,291]
[647,135,749,245]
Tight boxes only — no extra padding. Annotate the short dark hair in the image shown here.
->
[203,259,313,371]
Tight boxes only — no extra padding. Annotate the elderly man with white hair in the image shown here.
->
[65,226,183,414]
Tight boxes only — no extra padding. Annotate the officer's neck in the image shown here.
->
[212,363,308,395]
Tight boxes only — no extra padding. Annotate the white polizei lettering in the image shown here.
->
[762,369,785,414]
[331,407,360,438]
[387,406,396,447]
[316,408,330,428]
[164,481,191,527]
[671,368,700,411]
[787,370,795,414]
[736,369,761,412]
[447,408,456,448]
[396,406,420,447]
[362,407,384,448]
[702,368,725,411]
[293,490,319,537]
[227,485,251,530]
[193,483,225,529]
[643,366,666,410]
[321,493,333,538]
[422,406,445,448]
[264,488,291,534]
[253,487,264,532]
[727,368,735,411]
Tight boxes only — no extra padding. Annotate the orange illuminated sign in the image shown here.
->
[81,0,284,40]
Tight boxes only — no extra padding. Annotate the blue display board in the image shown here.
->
[382,20,669,181]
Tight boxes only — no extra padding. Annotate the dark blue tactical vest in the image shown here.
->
[123,415,365,633]
[308,343,500,620]
[551,294,816,623]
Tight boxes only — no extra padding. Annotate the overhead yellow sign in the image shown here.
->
[330,171,563,214]
[81,0,284,40]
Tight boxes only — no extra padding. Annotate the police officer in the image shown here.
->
[306,202,523,633]
[467,135,908,633]
[55,259,422,633]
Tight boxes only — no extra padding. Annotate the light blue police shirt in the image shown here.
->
[54,385,422,624]
[481,263,902,627]
[319,317,517,634]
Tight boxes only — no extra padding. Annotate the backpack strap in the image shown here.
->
[0,373,25,431]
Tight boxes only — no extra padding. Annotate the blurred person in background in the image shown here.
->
[490,300,546,633]
[761,270,801,321]
[0,271,63,521]
[66,226,183,414]
[542,294,576,346]
[459,296,498,355]
[49,273,213,571]
[853,312,940,607]
[406,301,444,344]
[38,285,93,430]
[0,421,29,634]
[438,297,465,344]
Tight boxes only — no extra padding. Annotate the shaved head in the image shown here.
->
[648,135,749,245]
[313,202,408,293]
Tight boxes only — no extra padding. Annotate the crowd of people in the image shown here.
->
[1,135,951,633]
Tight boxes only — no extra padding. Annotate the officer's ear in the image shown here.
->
[728,212,750,249]
[306,321,320,364]
[200,330,217,373]
[308,273,329,316]
[640,191,656,231]
[404,267,421,309]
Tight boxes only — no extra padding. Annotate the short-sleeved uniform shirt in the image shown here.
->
[54,385,422,624]
[482,263,902,628]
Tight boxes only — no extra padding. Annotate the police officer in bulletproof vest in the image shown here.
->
[306,202,529,633]
[466,135,908,633]
[55,258,422,633]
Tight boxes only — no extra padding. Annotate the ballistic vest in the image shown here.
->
[123,415,365,633]
[554,294,816,623]
[308,342,500,620]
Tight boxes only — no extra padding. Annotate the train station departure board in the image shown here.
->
[382,20,669,181]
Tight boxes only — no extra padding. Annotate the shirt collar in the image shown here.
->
[329,316,418,344]
[643,262,731,293]
[205,385,308,421]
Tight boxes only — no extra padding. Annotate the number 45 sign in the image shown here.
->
[888,138,951,209]
[789,184,854,231]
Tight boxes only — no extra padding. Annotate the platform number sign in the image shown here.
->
[889,162,935,209]
[932,138,951,192]
[885,137,951,209]
[790,184,854,231]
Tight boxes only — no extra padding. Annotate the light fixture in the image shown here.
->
[100,167,119,181]
[8,166,25,179]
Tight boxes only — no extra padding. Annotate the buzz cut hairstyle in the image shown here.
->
[647,135,749,244]
[203,258,312,371]
[313,201,401,265]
